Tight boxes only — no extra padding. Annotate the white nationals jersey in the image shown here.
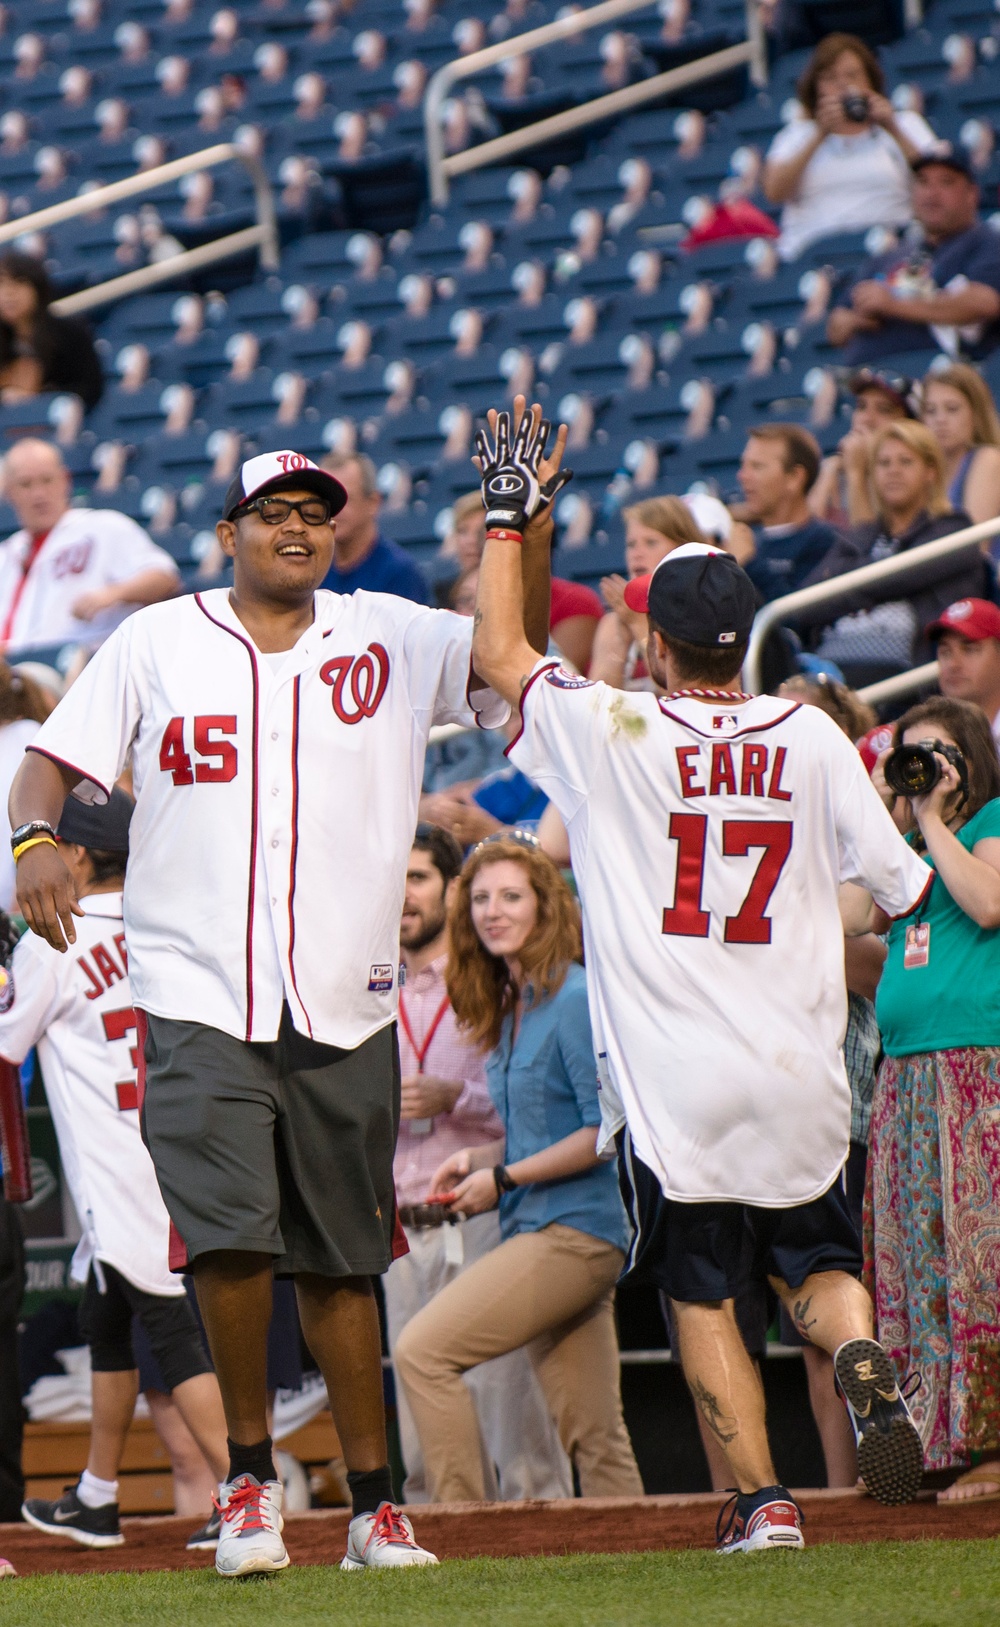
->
[0,507,179,651]
[0,893,180,1295]
[509,667,932,1206]
[30,588,507,1048]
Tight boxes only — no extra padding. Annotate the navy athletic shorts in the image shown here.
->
[616,1128,863,1304]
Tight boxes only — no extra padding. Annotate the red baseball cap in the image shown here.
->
[925,598,1000,643]
[857,722,895,777]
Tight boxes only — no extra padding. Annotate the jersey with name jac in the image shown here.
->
[0,893,181,1295]
[509,669,930,1207]
[29,588,507,1048]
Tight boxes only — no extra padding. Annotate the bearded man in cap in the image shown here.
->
[6,434,561,1578]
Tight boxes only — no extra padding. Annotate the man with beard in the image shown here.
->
[384,824,570,1504]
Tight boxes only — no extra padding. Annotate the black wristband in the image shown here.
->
[10,820,55,855]
[493,1164,518,1194]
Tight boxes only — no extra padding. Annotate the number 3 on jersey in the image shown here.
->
[159,716,238,786]
[663,813,792,944]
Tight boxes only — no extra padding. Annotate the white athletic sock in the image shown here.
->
[78,1469,118,1508]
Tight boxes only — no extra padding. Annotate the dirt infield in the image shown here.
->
[3,1490,999,1576]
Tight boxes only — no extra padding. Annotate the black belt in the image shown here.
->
[398,1203,457,1230]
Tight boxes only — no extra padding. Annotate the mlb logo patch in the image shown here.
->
[713,714,739,730]
[368,964,394,993]
[545,667,593,690]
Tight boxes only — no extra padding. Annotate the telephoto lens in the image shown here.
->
[841,93,870,122]
[883,744,940,798]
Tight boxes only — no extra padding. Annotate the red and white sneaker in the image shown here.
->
[340,1502,439,1570]
[215,1475,289,1578]
[0,1557,15,1578]
[716,1486,805,1553]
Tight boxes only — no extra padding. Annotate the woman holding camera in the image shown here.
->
[763,34,938,261]
[393,833,642,1503]
[868,697,1000,1501]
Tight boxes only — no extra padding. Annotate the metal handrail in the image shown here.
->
[425,0,767,206]
[743,513,1000,694]
[857,660,939,708]
[3,142,280,317]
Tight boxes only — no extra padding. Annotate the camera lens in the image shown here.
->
[841,94,870,123]
[884,744,940,798]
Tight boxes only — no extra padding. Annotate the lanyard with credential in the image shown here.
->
[397,991,451,1136]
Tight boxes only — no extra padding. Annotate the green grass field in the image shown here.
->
[5,1542,1000,1627]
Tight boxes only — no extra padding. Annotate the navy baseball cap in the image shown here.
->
[623,542,757,648]
[222,450,348,521]
[911,150,976,184]
[57,787,133,855]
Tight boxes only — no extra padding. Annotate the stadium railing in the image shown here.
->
[743,514,1000,706]
[3,143,280,320]
[424,0,769,207]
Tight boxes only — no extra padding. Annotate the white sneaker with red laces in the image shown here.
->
[215,1475,289,1578]
[340,1501,439,1570]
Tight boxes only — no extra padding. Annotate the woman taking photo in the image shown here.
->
[763,33,938,260]
[921,362,1000,526]
[868,697,1000,1503]
[393,834,642,1504]
[808,421,982,685]
[0,252,103,410]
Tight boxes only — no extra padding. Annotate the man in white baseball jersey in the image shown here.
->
[8,438,557,1577]
[471,414,933,1552]
[0,791,229,1551]
[0,439,179,653]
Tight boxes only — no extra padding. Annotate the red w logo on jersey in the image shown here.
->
[320,643,390,724]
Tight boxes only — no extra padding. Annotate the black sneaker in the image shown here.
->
[834,1337,924,1506]
[186,1508,221,1551]
[21,1484,124,1548]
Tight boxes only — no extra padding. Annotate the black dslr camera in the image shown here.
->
[884,739,969,803]
[841,93,870,123]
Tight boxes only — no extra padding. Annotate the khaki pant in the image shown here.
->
[385,1211,572,1503]
[393,1222,644,1503]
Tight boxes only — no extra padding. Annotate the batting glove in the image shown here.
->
[476,411,572,534]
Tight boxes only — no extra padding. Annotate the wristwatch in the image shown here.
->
[10,820,55,855]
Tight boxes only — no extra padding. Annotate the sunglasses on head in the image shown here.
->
[237,495,334,527]
[472,827,542,856]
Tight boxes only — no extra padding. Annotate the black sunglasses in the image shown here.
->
[237,495,334,526]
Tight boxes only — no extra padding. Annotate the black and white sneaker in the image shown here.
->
[21,1484,124,1548]
[834,1337,923,1505]
[186,1508,221,1551]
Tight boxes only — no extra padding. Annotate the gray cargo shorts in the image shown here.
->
[138,1004,400,1278]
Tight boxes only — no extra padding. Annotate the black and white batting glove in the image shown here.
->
[476,411,572,535]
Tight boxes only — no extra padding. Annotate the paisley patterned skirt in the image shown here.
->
[864,1046,1000,1470]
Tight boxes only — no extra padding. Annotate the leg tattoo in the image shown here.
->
[690,1376,738,1446]
[793,1295,817,1338]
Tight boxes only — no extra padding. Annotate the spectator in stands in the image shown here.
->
[590,497,707,690]
[735,424,842,601]
[386,826,571,1504]
[763,33,939,261]
[0,440,179,654]
[867,697,1000,1500]
[319,451,430,604]
[804,421,979,686]
[550,576,603,675]
[394,835,643,1504]
[811,368,917,529]
[828,154,1000,365]
[0,253,103,412]
[930,599,1000,750]
[921,362,1000,525]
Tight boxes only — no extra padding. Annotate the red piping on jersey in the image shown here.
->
[888,867,934,922]
[194,594,259,1041]
[25,745,112,801]
[503,660,559,758]
[286,676,313,1037]
[655,700,802,739]
[466,656,488,732]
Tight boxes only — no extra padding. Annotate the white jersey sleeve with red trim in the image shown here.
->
[831,729,932,916]
[0,931,62,1063]
[508,661,616,819]
[399,602,508,731]
[29,620,141,805]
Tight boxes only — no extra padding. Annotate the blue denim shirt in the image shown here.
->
[486,963,630,1252]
